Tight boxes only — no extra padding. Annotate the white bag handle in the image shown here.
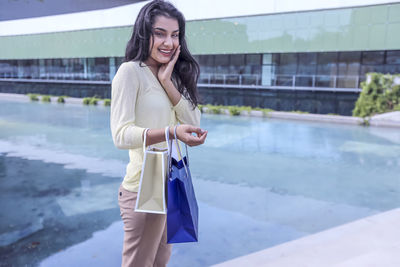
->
[143,127,170,154]
[142,128,149,154]
[173,125,189,176]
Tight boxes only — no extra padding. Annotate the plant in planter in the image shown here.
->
[353,73,400,117]
[103,99,111,106]
[27,93,39,101]
[89,97,99,105]
[41,95,51,102]
[83,97,91,105]
[228,105,241,116]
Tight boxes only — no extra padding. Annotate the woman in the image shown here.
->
[110,0,207,266]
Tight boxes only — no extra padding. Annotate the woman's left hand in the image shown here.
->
[158,45,180,86]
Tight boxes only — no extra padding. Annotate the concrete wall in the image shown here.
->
[198,87,359,115]
[0,80,111,99]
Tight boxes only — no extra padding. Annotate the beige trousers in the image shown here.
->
[118,184,172,267]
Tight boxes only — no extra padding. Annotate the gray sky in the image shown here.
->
[0,0,146,21]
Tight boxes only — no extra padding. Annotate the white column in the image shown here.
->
[109,57,116,81]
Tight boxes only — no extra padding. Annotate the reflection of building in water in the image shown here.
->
[0,0,399,114]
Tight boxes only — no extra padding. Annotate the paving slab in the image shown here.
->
[370,111,400,128]
[212,208,400,267]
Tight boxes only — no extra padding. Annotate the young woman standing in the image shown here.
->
[110,1,207,266]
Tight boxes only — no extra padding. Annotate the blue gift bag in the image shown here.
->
[166,126,199,244]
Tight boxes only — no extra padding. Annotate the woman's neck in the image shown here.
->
[143,59,161,77]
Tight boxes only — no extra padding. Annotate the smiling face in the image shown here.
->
[145,15,180,67]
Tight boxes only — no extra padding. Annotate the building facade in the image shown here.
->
[1,1,400,114]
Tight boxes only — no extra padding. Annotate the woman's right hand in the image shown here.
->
[175,124,207,147]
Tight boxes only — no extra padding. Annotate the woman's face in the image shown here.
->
[147,15,180,66]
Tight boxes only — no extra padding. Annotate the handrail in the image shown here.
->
[1,72,363,89]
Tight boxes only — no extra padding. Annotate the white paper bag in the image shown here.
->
[135,128,169,214]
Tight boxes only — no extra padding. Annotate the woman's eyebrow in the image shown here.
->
[153,27,179,33]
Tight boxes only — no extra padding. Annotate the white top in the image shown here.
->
[110,61,201,192]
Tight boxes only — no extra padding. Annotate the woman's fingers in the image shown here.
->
[171,45,181,65]
[161,45,180,79]
[185,130,207,146]
[176,124,207,147]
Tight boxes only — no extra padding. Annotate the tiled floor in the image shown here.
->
[213,208,400,267]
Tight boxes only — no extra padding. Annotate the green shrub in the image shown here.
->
[206,104,222,114]
[290,110,309,114]
[261,108,274,116]
[103,99,111,106]
[240,106,252,112]
[197,104,204,113]
[83,97,91,105]
[353,73,400,117]
[27,93,39,101]
[89,98,99,105]
[57,96,65,103]
[228,106,241,116]
[41,95,51,102]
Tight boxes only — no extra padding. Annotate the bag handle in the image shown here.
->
[165,126,173,173]
[173,125,189,176]
[143,127,170,154]
[142,128,149,154]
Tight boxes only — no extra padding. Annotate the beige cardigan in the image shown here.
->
[110,61,201,192]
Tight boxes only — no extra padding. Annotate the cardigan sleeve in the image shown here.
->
[173,95,201,127]
[110,62,146,150]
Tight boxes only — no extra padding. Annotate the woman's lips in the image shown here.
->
[159,49,172,57]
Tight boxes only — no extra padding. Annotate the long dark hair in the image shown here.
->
[125,0,199,108]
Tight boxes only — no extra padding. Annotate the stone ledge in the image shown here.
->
[212,208,400,267]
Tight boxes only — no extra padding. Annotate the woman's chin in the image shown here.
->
[156,56,172,64]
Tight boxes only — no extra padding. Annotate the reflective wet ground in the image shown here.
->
[0,98,399,266]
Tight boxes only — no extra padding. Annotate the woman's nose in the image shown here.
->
[163,36,173,48]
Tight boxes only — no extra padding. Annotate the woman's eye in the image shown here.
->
[172,34,179,38]
[154,32,164,37]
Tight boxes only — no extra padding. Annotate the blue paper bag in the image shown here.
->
[166,126,199,244]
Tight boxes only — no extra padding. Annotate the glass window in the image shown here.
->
[272,54,280,65]
[297,53,316,75]
[18,59,34,79]
[384,64,400,74]
[360,65,385,76]
[337,52,361,88]
[277,53,297,75]
[275,53,297,86]
[0,60,18,78]
[361,51,384,65]
[93,57,109,81]
[246,54,261,65]
[296,53,317,87]
[386,50,400,65]
[317,52,337,75]
[214,55,229,80]
[115,57,125,68]
[215,55,229,66]
[198,55,215,74]
[30,59,40,79]
[338,52,361,76]
[316,52,338,87]
[229,54,245,76]
[230,54,245,66]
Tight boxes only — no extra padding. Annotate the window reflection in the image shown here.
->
[0,50,399,89]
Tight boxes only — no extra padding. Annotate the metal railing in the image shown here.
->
[0,72,109,81]
[0,71,363,91]
[199,73,362,89]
